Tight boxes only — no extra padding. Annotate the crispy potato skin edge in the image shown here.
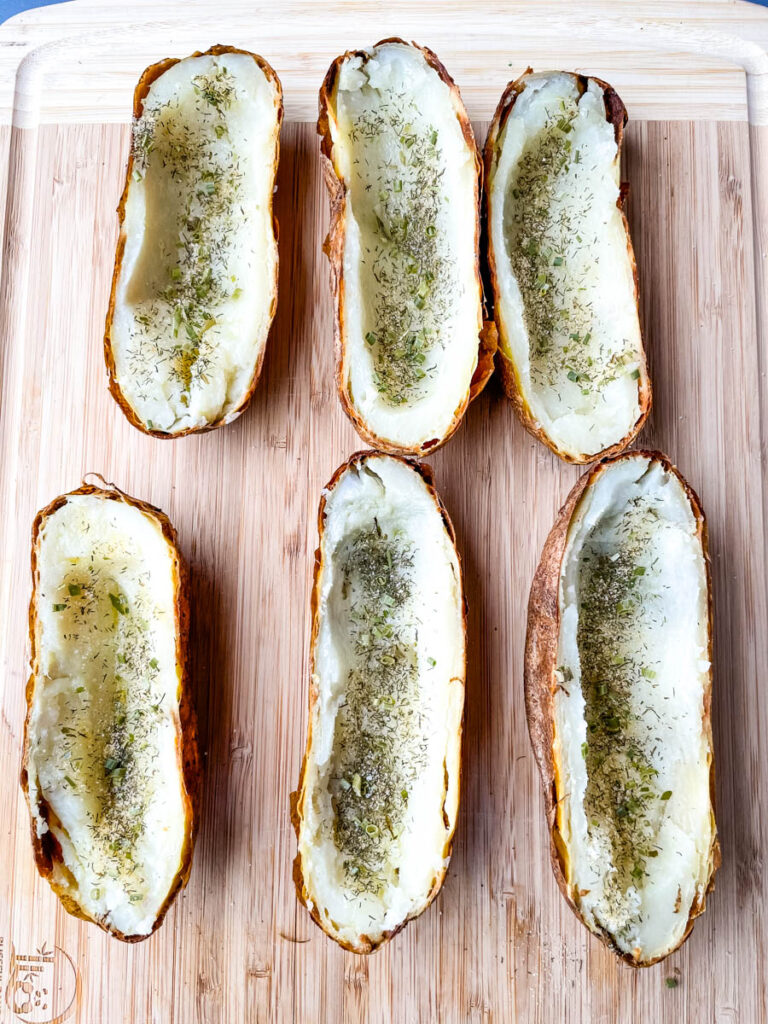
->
[317,39,496,458]
[524,449,720,966]
[290,451,467,953]
[103,44,284,438]
[483,70,651,464]
[21,484,201,942]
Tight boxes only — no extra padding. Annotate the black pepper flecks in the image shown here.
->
[41,534,169,906]
[570,494,673,927]
[345,94,459,405]
[127,64,245,411]
[504,93,635,396]
[328,521,432,896]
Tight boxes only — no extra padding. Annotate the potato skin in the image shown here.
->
[318,40,496,457]
[104,45,283,438]
[483,70,651,464]
[525,450,719,965]
[291,451,467,953]
[21,482,201,942]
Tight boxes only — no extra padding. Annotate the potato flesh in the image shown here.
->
[111,53,279,433]
[555,457,713,961]
[27,495,186,936]
[489,72,643,459]
[298,456,464,949]
[332,43,482,449]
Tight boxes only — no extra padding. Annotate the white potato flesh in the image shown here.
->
[299,455,464,949]
[111,52,280,433]
[554,456,713,961]
[27,494,186,937]
[330,43,482,449]
[489,72,644,459]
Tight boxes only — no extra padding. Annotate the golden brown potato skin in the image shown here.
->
[104,45,283,438]
[22,482,201,942]
[483,70,651,464]
[525,450,719,965]
[318,40,496,457]
[291,451,467,953]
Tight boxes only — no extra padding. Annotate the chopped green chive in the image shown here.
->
[109,592,130,615]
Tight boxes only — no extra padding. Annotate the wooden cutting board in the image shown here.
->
[1,2,767,1022]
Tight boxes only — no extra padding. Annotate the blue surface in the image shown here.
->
[2,0,768,17]
[2,0,69,24]
[1,0,767,27]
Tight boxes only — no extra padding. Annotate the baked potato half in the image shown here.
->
[22,483,200,941]
[484,70,650,462]
[105,45,283,436]
[319,39,494,456]
[292,452,466,952]
[526,451,718,965]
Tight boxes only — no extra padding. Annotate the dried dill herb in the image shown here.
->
[505,96,635,393]
[346,99,457,405]
[44,553,167,905]
[329,522,429,895]
[127,65,244,410]
[575,495,672,912]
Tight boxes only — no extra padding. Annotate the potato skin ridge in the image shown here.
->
[104,44,283,438]
[291,450,467,953]
[318,39,496,457]
[524,450,719,965]
[22,482,201,941]
[483,70,651,464]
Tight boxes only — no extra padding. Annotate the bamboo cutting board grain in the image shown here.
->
[1,2,768,1022]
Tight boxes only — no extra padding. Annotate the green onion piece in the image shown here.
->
[109,592,130,615]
